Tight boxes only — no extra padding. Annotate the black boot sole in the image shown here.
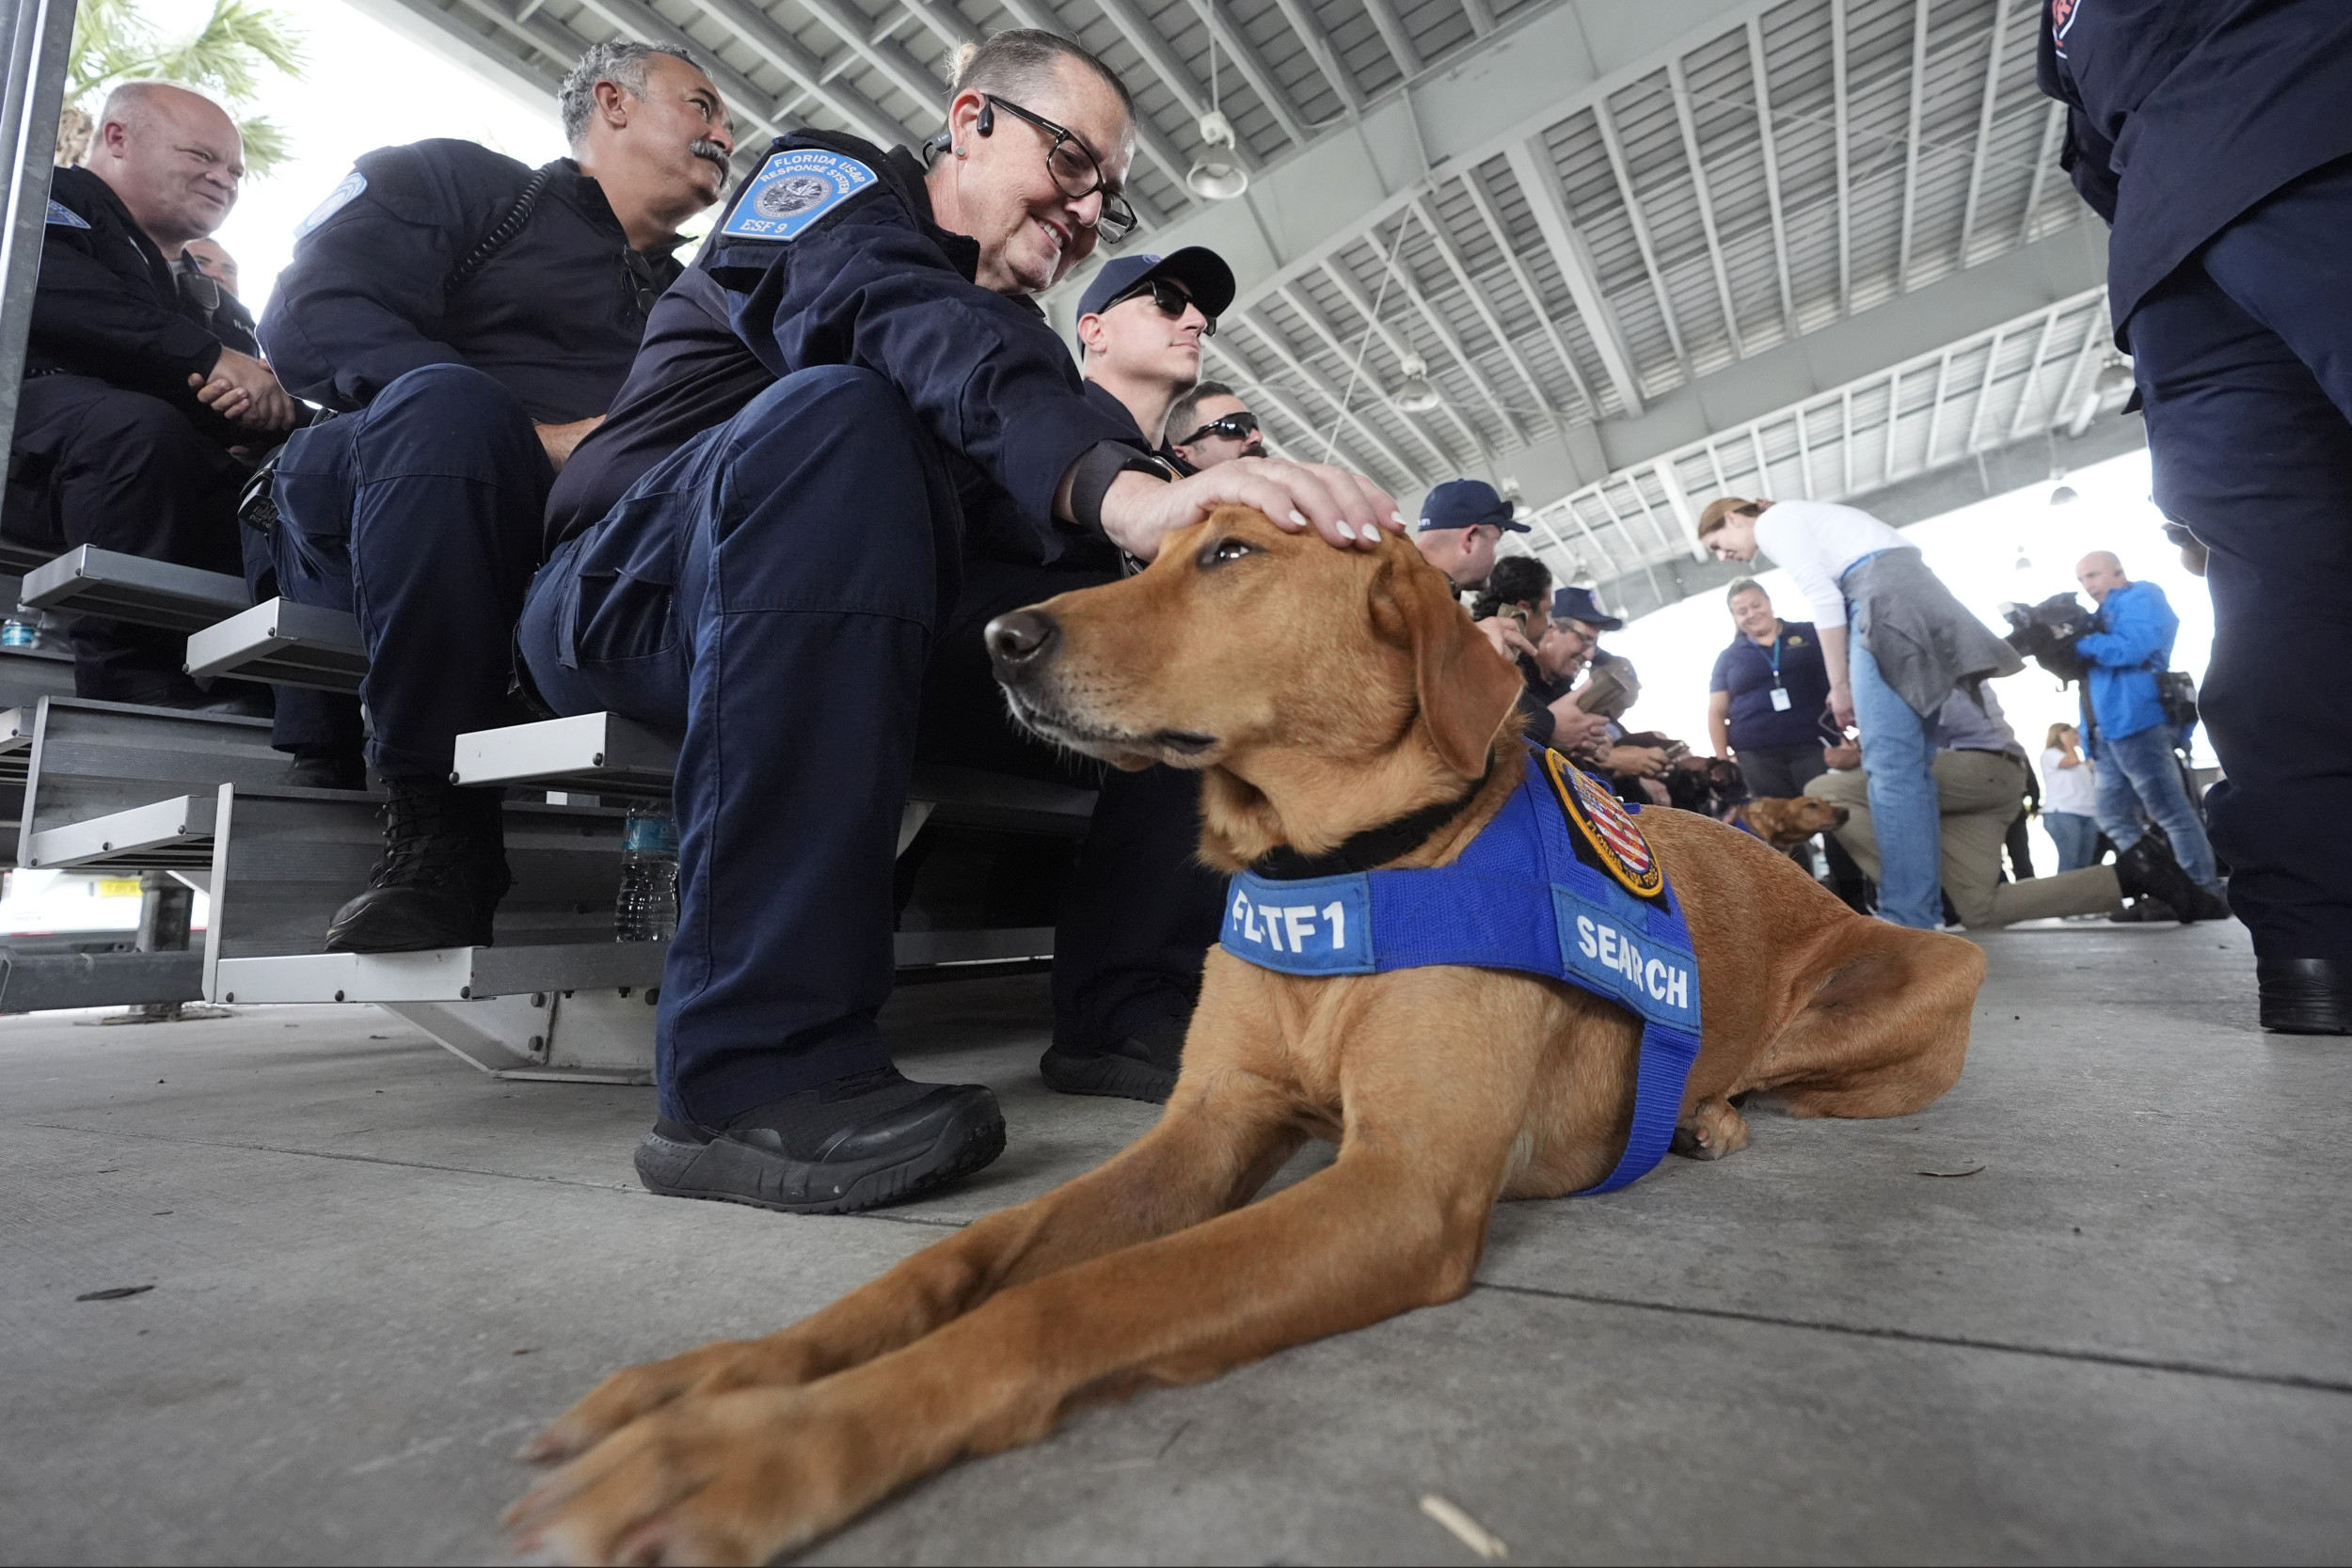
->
[634,1099,1007,1215]
[1039,1044,1177,1104]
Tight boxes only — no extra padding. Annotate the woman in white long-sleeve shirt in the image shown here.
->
[1697,495,2021,928]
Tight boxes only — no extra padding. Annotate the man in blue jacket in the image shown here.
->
[2074,552,2225,921]
[259,40,732,950]
[2041,0,2352,1030]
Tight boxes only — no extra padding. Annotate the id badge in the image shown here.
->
[1770,687,1792,711]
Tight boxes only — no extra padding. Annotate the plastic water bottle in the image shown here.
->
[613,806,678,942]
[0,618,38,650]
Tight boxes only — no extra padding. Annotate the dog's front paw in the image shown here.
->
[1671,1098,1750,1162]
[520,1338,817,1465]
[506,1385,868,1567]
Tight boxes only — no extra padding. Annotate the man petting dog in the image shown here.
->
[505,505,1986,1567]
[521,30,1399,1215]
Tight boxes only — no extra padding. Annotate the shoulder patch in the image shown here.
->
[43,198,88,230]
[294,170,367,240]
[719,149,877,243]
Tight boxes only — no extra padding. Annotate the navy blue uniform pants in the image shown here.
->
[264,364,551,778]
[2128,153,2352,958]
[4,373,246,698]
[519,366,1218,1124]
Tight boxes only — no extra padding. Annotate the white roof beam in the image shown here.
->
[2045,306,2106,439]
[2004,308,2061,442]
[992,0,1196,204]
[2019,100,2067,244]
[1743,18,1798,341]
[596,0,914,148]
[1953,2,2008,268]
[1462,0,1497,38]
[1962,325,2008,452]
[1665,56,1746,360]
[1501,135,1645,417]
[1204,341,1389,479]
[1200,0,1313,147]
[1275,282,1460,472]
[1359,0,1422,78]
[1454,169,1603,422]
[1259,0,1365,115]
[1590,101,1693,383]
[895,0,978,53]
[1649,459,1708,562]
[1409,195,1565,437]
[1883,366,1899,484]
[1228,311,1424,481]
[1894,0,1930,290]
[1831,0,1854,317]
[1384,248,1531,444]
[778,0,956,127]
[1319,255,1495,468]
[1091,0,1251,174]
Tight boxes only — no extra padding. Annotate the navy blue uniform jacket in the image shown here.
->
[27,165,259,435]
[259,139,681,422]
[2038,0,2352,338]
[545,130,1138,564]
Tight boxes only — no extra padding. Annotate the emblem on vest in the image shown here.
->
[721,149,878,242]
[1543,749,1664,900]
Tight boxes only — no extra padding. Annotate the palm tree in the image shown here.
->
[56,0,306,175]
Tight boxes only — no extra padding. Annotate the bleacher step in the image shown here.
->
[185,598,367,691]
[22,546,251,632]
[24,793,215,871]
[452,711,676,795]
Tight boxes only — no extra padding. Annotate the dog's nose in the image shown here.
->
[985,610,1058,673]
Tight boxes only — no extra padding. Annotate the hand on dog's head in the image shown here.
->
[985,506,1525,868]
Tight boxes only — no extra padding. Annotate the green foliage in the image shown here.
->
[63,0,307,176]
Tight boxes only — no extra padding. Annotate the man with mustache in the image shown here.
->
[257,41,733,951]
[1166,382,1267,470]
[6,81,294,708]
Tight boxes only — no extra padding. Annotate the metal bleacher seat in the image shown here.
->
[183,596,366,691]
[20,546,252,632]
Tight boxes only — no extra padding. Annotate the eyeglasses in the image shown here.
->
[1111,277,1216,336]
[1548,621,1595,648]
[982,94,1137,245]
[1176,411,1259,447]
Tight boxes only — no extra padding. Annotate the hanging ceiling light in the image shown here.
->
[1571,559,1598,591]
[2014,546,2035,572]
[1498,476,1534,526]
[1186,112,1248,200]
[2049,483,2078,506]
[1393,353,1440,413]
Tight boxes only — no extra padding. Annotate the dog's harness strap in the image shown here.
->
[1220,752,1704,1196]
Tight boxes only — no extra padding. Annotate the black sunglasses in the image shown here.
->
[1110,277,1216,336]
[980,94,1137,245]
[1176,411,1259,447]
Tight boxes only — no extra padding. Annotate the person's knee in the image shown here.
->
[725,366,928,489]
[76,388,211,466]
[359,364,539,467]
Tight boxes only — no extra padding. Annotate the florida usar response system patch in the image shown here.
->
[720,149,877,242]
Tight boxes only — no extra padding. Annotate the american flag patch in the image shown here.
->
[1544,749,1665,899]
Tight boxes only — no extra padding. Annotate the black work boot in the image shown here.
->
[282,746,369,792]
[635,1067,1006,1214]
[2114,836,2232,924]
[2257,958,2352,1036]
[323,777,512,952]
[1041,993,1188,1103]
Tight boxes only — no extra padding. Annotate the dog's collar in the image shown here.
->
[1248,756,1496,880]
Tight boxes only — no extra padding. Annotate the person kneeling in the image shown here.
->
[1804,687,2223,928]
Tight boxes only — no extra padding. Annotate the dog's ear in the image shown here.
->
[1370,543,1523,780]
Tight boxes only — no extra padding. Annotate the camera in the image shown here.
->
[1999,592,2096,685]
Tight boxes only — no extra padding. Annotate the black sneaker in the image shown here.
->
[2257,958,2352,1036]
[1040,1002,1187,1103]
[2114,836,2231,924]
[324,777,511,951]
[635,1067,1006,1214]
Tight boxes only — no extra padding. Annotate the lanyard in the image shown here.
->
[1764,629,1784,688]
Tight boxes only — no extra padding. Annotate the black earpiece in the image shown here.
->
[976,100,994,136]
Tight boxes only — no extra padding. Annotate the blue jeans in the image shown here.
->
[2043,810,2101,872]
[2093,725,2221,890]
[1849,633,1944,927]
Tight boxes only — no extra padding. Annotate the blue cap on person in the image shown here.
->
[1417,478,1528,533]
[1551,584,1624,630]
[1073,247,1236,351]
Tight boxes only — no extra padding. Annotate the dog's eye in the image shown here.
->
[1196,537,1258,568]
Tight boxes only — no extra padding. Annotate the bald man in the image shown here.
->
[7,81,295,707]
[2074,551,2227,917]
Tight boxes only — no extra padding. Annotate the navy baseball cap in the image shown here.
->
[1074,247,1236,350]
[1550,584,1624,630]
[1417,478,1528,534]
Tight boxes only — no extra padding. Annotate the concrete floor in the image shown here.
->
[2,920,2347,1565]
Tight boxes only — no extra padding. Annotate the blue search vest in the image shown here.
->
[1220,748,1702,1195]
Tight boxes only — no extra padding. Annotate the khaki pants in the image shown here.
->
[1806,752,2122,928]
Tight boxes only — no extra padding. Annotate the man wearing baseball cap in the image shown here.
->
[1412,477,1527,590]
[1048,244,1239,1106]
[1073,245,1235,465]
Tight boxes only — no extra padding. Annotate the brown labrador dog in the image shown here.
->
[506,509,1983,1565]
[1733,794,1851,850]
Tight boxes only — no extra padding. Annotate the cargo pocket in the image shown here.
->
[562,491,688,678]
